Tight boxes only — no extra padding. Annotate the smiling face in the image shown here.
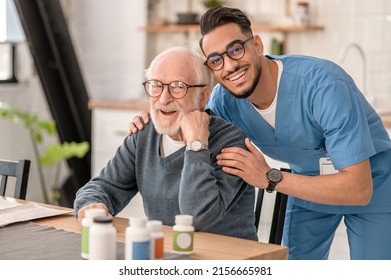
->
[149,52,203,140]
[202,23,263,99]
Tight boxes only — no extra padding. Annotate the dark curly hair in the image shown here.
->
[199,6,253,52]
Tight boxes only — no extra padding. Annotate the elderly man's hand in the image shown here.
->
[180,110,210,145]
[77,203,109,224]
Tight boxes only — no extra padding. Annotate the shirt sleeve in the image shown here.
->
[312,78,376,169]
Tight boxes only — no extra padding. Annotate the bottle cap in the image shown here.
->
[129,216,147,227]
[146,220,163,231]
[93,216,113,223]
[175,215,193,226]
[85,208,106,219]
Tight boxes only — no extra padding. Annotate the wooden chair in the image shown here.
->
[254,168,290,245]
[0,159,31,199]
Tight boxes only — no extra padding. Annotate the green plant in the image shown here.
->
[0,102,89,204]
[202,0,225,8]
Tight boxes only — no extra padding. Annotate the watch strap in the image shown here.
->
[266,182,277,193]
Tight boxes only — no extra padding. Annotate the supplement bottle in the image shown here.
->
[89,216,117,260]
[294,1,310,25]
[147,220,164,260]
[125,216,150,260]
[81,208,106,259]
[172,214,194,254]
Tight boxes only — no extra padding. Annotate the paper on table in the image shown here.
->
[0,199,72,227]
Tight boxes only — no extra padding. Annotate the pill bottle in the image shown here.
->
[125,217,151,260]
[147,220,164,260]
[294,1,310,26]
[89,216,117,260]
[172,214,194,255]
[81,208,106,259]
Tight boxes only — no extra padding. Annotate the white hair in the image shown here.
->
[145,46,211,85]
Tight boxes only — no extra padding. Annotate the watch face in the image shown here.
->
[191,140,202,151]
[267,169,282,183]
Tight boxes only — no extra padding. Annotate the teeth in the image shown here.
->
[229,70,246,81]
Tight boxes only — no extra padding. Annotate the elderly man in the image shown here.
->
[74,46,258,241]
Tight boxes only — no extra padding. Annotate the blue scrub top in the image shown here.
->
[207,54,391,214]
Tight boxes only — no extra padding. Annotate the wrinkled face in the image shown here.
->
[149,53,201,139]
[202,23,262,99]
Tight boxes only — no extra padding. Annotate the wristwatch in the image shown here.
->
[186,140,208,152]
[266,168,283,193]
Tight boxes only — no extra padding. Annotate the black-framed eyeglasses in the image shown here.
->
[204,36,254,71]
[142,79,207,99]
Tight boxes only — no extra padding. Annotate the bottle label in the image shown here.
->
[173,231,194,253]
[130,240,150,260]
[154,237,164,259]
[81,226,89,255]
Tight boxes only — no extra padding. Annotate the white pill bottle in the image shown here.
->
[125,216,151,260]
[88,216,117,260]
[81,208,106,259]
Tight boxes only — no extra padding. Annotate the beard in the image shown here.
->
[150,97,201,137]
[150,102,184,137]
[225,64,262,99]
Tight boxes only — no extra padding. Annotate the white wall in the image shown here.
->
[285,0,391,113]
[64,0,147,101]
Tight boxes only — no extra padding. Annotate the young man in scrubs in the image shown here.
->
[129,7,391,259]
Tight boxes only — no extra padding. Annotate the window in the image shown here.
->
[0,0,25,83]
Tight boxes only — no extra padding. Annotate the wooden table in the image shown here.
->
[4,198,288,260]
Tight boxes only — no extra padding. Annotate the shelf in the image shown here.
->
[140,24,324,33]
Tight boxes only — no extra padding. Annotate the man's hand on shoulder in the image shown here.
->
[128,111,150,135]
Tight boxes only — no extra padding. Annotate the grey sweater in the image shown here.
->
[74,115,258,240]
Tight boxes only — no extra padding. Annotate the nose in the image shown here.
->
[158,84,174,104]
[223,55,239,72]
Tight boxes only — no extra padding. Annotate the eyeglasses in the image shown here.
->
[142,79,207,99]
[204,36,254,71]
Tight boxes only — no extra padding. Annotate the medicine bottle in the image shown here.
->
[125,217,151,260]
[88,216,117,260]
[294,1,310,25]
[147,220,164,260]
[81,208,106,259]
[172,214,194,255]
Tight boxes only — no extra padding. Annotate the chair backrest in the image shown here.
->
[254,168,290,245]
[0,159,31,199]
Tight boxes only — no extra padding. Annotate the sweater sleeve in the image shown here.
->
[73,136,139,217]
[178,117,253,231]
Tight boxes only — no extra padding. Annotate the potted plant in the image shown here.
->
[0,102,89,204]
[202,0,225,9]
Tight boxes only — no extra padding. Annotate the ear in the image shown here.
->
[252,35,264,56]
[200,85,212,109]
